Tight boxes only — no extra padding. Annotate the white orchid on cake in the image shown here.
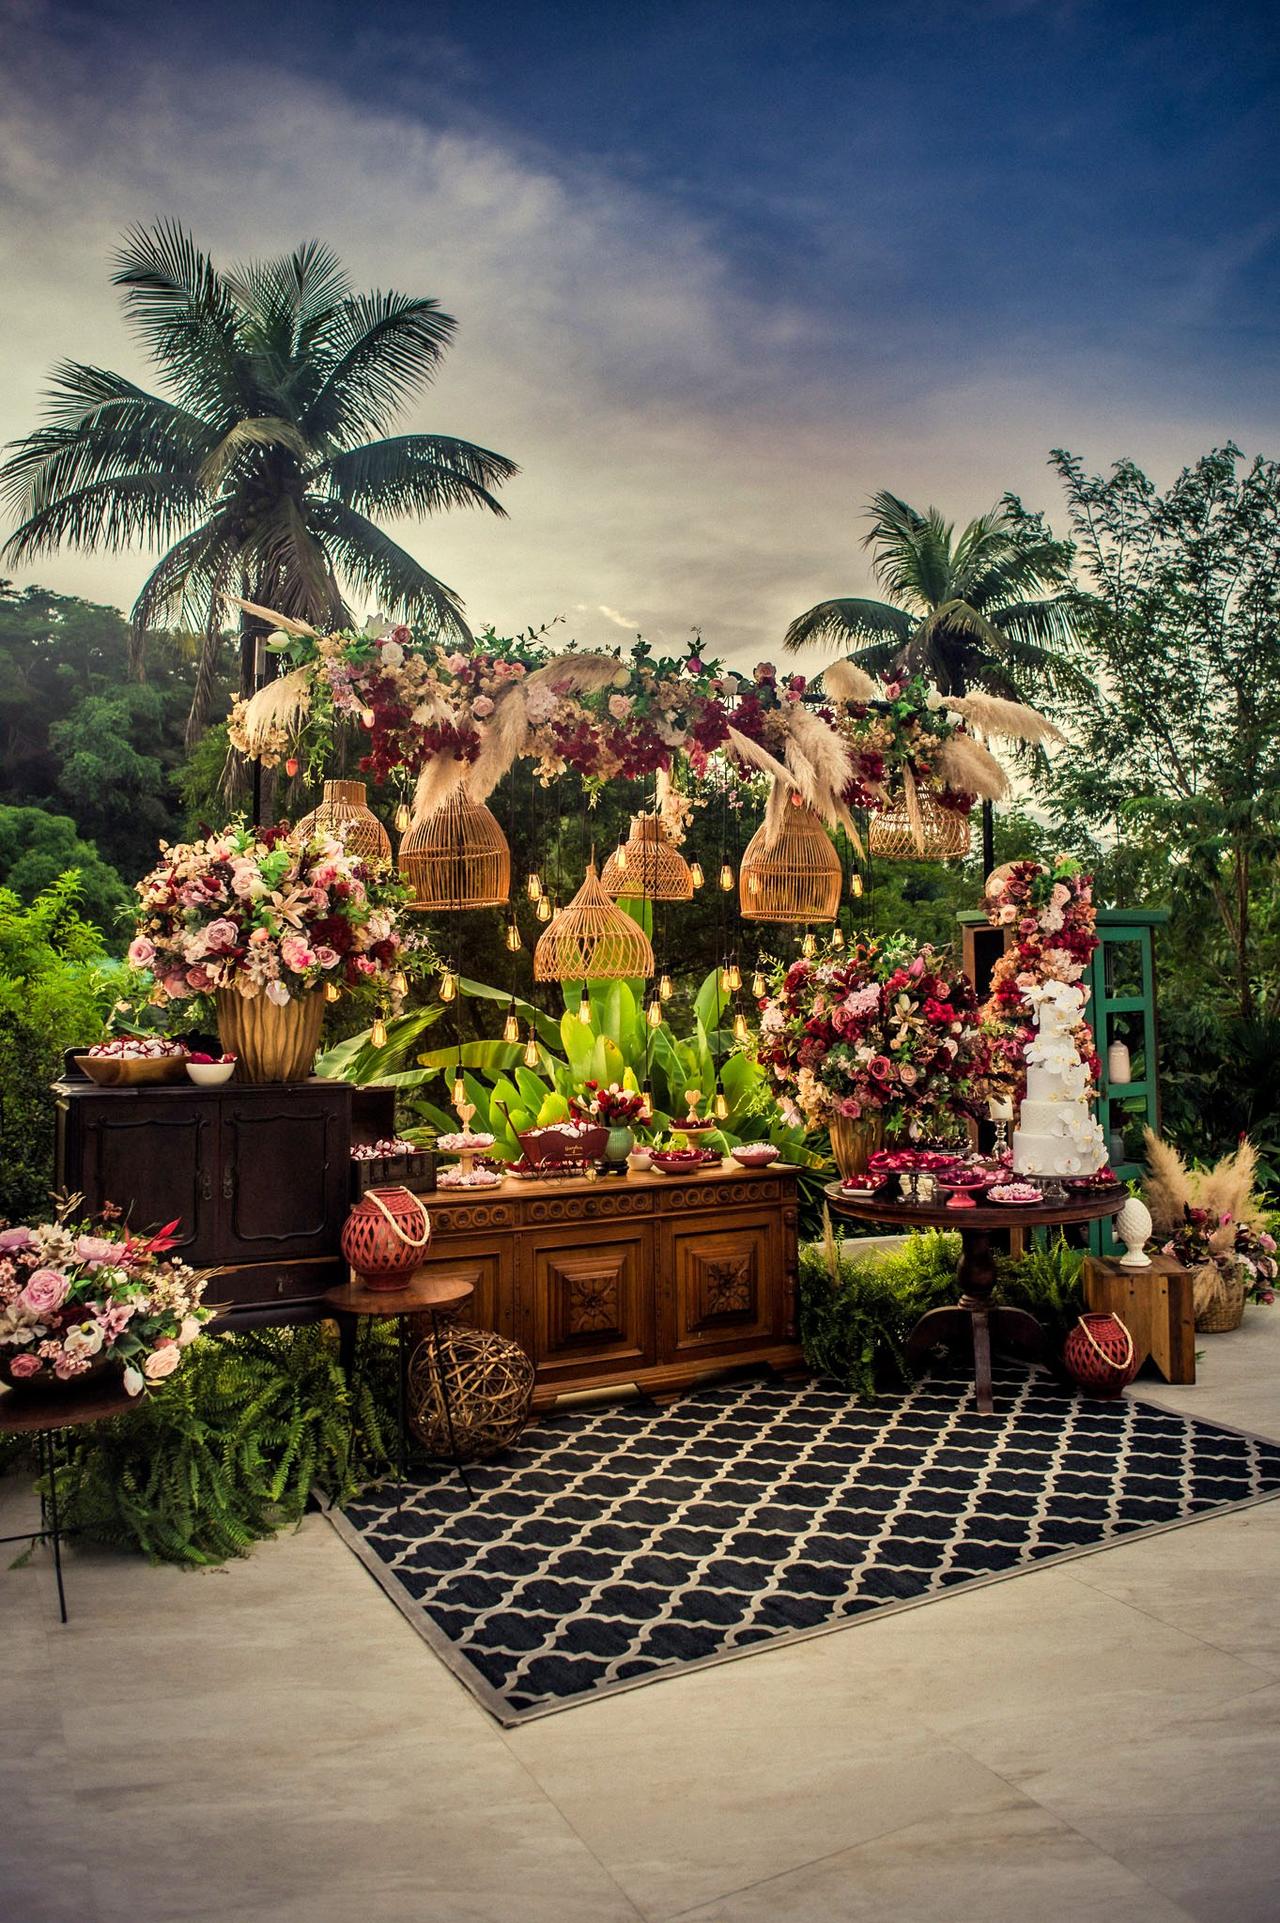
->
[1012,979,1106,1178]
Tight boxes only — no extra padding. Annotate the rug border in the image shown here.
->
[324,1387,1280,1729]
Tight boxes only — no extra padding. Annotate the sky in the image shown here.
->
[1,0,1278,669]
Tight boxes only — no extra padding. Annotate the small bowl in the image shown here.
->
[186,1060,237,1087]
[839,1174,887,1196]
[732,1145,780,1169]
[650,1151,718,1176]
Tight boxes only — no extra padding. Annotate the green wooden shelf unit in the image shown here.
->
[958,905,1169,1256]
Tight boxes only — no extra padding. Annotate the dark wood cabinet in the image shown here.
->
[54,1076,352,1318]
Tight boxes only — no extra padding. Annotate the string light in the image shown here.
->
[615,838,629,873]
[370,1015,387,1049]
[727,963,742,992]
[801,931,818,958]
[689,862,705,890]
[578,988,592,1025]
[323,980,342,1003]
[390,971,408,998]
[850,872,864,898]
[831,927,845,950]
[640,1080,654,1120]
[451,1068,466,1107]
[526,871,543,901]
[523,1028,540,1068]
[752,970,767,998]
[718,862,734,891]
[502,1003,520,1044]
[647,995,663,1028]
[505,920,523,952]
[439,970,457,1003]
[394,803,411,833]
[536,892,553,922]
[720,966,733,993]
[713,1088,729,1122]
[659,972,674,1002]
[732,1011,749,1043]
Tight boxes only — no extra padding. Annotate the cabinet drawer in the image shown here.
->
[205,1256,345,1313]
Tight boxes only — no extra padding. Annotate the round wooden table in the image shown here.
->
[823,1182,1127,1415]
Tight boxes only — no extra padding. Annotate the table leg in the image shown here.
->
[396,1314,408,1511]
[431,1313,474,1501]
[44,1430,67,1626]
[970,1308,994,1416]
[903,1228,1045,1416]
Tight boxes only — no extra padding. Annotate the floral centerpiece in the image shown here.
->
[1164,1204,1278,1329]
[0,1206,210,1394]
[573,1081,649,1164]
[758,934,988,1177]
[980,856,1101,1101]
[127,823,418,1081]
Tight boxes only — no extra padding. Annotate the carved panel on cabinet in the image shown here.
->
[666,1215,780,1357]
[529,1229,652,1376]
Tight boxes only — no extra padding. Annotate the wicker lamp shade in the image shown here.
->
[868,789,972,861]
[408,1321,535,1461]
[601,813,693,901]
[533,862,655,980]
[739,804,841,923]
[399,787,511,910]
[295,779,391,864]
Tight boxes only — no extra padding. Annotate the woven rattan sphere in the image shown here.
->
[739,803,841,923]
[295,780,391,865]
[868,790,971,861]
[533,861,654,980]
[601,814,693,902]
[408,1321,535,1460]
[399,787,511,910]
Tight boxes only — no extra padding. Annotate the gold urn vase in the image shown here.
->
[828,1114,885,1181]
[216,989,326,1084]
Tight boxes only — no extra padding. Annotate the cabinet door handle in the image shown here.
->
[199,1170,213,1202]
[221,1165,235,1203]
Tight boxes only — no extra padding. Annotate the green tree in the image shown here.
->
[1048,445,1280,1023]
[1,225,518,743]
[0,806,130,937]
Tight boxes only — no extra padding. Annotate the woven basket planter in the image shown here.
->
[534,862,654,980]
[601,813,693,902]
[1193,1266,1246,1333]
[407,1320,535,1461]
[868,789,971,861]
[739,805,841,923]
[294,779,391,865]
[399,788,511,910]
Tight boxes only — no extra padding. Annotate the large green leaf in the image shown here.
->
[316,1003,445,1083]
[560,1007,596,1079]
[415,1040,525,1073]
[459,977,561,1048]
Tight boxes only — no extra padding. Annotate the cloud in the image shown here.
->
[0,13,1276,677]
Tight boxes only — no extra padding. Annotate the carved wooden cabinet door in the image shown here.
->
[520,1223,655,1390]
[67,1097,215,1258]
[658,1209,784,1363]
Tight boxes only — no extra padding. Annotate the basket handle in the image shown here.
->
[365,1186,430,1249]
[1077,1314,1133,1372]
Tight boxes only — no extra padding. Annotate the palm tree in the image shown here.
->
[785,491,1090,869]
[1,223,518,745]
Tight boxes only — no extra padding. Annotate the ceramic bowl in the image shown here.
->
[731,1145,780,1169]
[186,1061,236,1087]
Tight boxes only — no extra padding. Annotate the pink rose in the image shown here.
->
[314,946,339,970]
[868,1055,892,1080]
[471,695,495,718]
[899,1063,919,1087]
[607,693,633,720]
[75,1235,117,1267]
[21,1268,70,1316]
[8,1352,41,1379]
[127,936,155,968]
[205,918,239,951]
[444,653,467,674]
[280,935,314,973]
[143,1345,182,1380]
[0,1227,35,1254]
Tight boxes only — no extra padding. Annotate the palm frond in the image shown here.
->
[111,220,247,416]
[303,293,457,444]
[861,491,954,608]
[198,416,313,493]
[783,597,912,654]
[224,240,351,351]
[305,497,470,638]
[131,519,234,670]
[246,497,347,627]
[2,472,204,562]
[0,368,210,521]
[321,434,517,518]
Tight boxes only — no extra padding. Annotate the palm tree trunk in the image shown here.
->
[981,800,995,879]
[184,625,224,750]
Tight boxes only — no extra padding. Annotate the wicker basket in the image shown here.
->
[294,779,391,865]
[601,813,693,901]
[739,804,841,923]
[868,788,972,861]
[533,862,654,980]
[1193,1265,1246,1333]
[407,1320,535,1460]
[399,788,511,910]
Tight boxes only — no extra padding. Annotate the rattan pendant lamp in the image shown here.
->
[295,779,392,864]
[868,785,972,861]
[533,860,654,980]
[600,811,693,902]
[739,801,841,923]
[399,785,511,910]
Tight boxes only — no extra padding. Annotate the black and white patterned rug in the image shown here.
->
[329,1366,1280,1724]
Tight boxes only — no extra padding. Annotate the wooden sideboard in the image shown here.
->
[415,1161,805,1409]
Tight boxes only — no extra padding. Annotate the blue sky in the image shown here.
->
[3,0,1278,662]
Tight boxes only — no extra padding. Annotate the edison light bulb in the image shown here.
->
[505,920,522,952]
[720,965,732,993]
[578,989,592,1024]
[394,803,411,833]
[536,893,553,922]
[526,871,542,901]
[831,927,845,950]
[323,980,342,1004]
[718,862,734,891]
[523,1030,540,1068]
[752,970,767,998]
[451,1071,466,1107]
[850,872,864,898]
[370,1016,387,1049]
[647,996,663,1028]
[713,1089,729,1121]
[659,972,674,1002]
[639,1081,654,1120]
[502,1005,520,1043]
[802,932,818,958]
[732,1011,749,1043]
[727,963,742,992]
[439,970,457,1003]
[689,862,705,890]
[615,840,628,873]
[390,970,408,998]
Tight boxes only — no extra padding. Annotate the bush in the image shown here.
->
[0,875,114,1219]
[0,804,131,941]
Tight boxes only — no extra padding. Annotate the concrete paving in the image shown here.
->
[2,1314,1277,1922]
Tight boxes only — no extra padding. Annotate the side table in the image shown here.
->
[324,1270,476,1502]
[0,1376,135,1622]
[1082,1252,1195,1384]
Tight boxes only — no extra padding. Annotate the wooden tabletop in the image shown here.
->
[0,1375,136,1434]
[323,1270,477,1317]
[822,1181,1128,1235]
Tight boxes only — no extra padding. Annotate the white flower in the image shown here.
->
[265,979,292,1007]
[123,1365,145,1397]
[380,641,405,669]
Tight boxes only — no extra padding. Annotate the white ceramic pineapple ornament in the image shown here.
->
[1114,1195,1153,1268]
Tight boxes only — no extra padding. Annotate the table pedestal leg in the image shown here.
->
[43,1430,67,1625]
[903,1229,1044,1416]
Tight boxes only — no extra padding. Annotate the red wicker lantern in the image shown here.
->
[340,1186,431,1292]
[1062,1313,1139,1398]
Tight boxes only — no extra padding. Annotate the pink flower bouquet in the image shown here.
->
[0,1208,211,1395]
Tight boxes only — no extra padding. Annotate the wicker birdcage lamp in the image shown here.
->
[868,788,972,862]
[739,803,841,923]
[533,861,655,980]
[295,779,392,865]
[601,812,693,902]
[399,787,511,911]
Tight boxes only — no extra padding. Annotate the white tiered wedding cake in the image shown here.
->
[1011,979,1106,1178]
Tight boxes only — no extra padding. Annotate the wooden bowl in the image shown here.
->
[75,1053,189,1087]
[650,1151,719,1176]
